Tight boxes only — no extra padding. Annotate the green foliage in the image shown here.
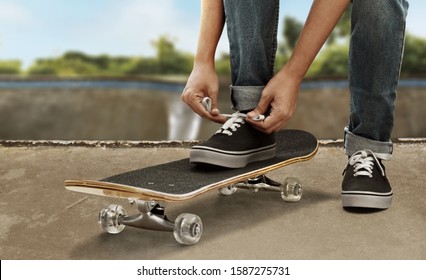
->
[278,9,426,78]
[281,17,303,55]
[307,42,349,78]
[28,55,98,76]
[327,7,351,45]
[26,35,194,77]
[277,7,352,78]
[215,53,231,75]
[123,57,160,75]
[12,24,426,79]
[151,36,193,74]
[274,53,289,73]
[0,60,22,74]
[401,33,426,77]
[27,59,58,75]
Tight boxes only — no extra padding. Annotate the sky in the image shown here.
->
[0,0,424,69]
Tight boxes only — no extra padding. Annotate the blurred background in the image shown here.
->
[0,0,425,141]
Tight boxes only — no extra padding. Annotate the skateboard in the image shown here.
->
[65,129,318,245]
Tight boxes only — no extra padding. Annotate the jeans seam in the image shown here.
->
[270,0,279,77]
[393,19,407,93]
[223,2,236,85]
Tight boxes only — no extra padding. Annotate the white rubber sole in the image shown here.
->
[342,191,393,209]
[190,145,276,168]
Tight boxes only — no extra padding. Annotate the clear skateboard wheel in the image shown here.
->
[98,204,127,234]
[281,177,303,202]
[173,213,203,245]
[218,185,237,196]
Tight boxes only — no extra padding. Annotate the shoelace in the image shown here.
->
[215,112,247,136]
[201,97,264,136]
[346,150,385,178]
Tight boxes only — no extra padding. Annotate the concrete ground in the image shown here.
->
[0,140,425,260]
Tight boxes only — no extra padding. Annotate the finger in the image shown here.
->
[211,114,227,124]
[247,92,273,120]
[247,111,286,134]
[191,96,226,124]
[182,90,207,117]
[189,95,210,117]
[181,89,226,123]
[201,96,219,114]
[201,97,212,112]
[206,89,221,117]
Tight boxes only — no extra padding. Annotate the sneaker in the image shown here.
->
[190,112,276,168]
[342,150,393,209]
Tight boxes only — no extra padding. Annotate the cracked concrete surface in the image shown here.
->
[0,141,425,260]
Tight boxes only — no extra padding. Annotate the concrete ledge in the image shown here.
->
[1,138,426,148]
[0,139,200,148]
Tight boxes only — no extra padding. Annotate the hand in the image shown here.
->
[244,0,350,134]
[181,64,226,124]
[246,70,301,134]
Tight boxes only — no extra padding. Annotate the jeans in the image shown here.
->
[224,0,280,112]
[223,0,409,159]
[346,0,409,159]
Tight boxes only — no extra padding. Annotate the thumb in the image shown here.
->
[247,93,272,120]
[202,96,220,116]
[209,97,220,116]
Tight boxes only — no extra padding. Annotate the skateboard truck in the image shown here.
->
[219,175,303,202]
[96,175,302,246]
[98,201,203,246]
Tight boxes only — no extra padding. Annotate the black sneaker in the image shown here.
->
[342,150,393,209]
[190,112,276,168]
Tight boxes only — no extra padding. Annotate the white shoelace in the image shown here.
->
[348,150,385,177]
[201,97,264,136]
[215,112,247,136]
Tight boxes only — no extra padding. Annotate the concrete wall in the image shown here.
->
[286,86,426,139]
[0,85,425,140]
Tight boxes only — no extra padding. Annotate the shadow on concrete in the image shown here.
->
[69,188,336,259]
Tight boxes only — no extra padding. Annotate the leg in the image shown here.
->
[345,0,409,157]
[223,0,280,111]
[342,0,409,209]
[190,0,279,167]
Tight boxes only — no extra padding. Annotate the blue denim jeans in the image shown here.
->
[223,0,279,111]
[223,0,409,159]
[346,0,409,159]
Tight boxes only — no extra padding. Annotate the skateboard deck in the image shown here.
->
[64,129,318,245]
[65,129,318,201]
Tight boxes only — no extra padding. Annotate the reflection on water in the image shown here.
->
[166,94,202,140]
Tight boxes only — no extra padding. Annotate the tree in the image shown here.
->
[151,35,193,74]
[328,7,351,45]
[27,59,58,75]
[281,16,303,56]
[215,53,231,75]
[307,42,349,78]
[0,60,21,74]
[401,33,426,77]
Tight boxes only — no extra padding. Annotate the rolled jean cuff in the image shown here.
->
[230,85,264,112]
[344,127,393,160]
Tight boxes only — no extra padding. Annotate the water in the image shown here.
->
[300,79,426,89]
[0,79,425,90]
[0,80,185,91]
